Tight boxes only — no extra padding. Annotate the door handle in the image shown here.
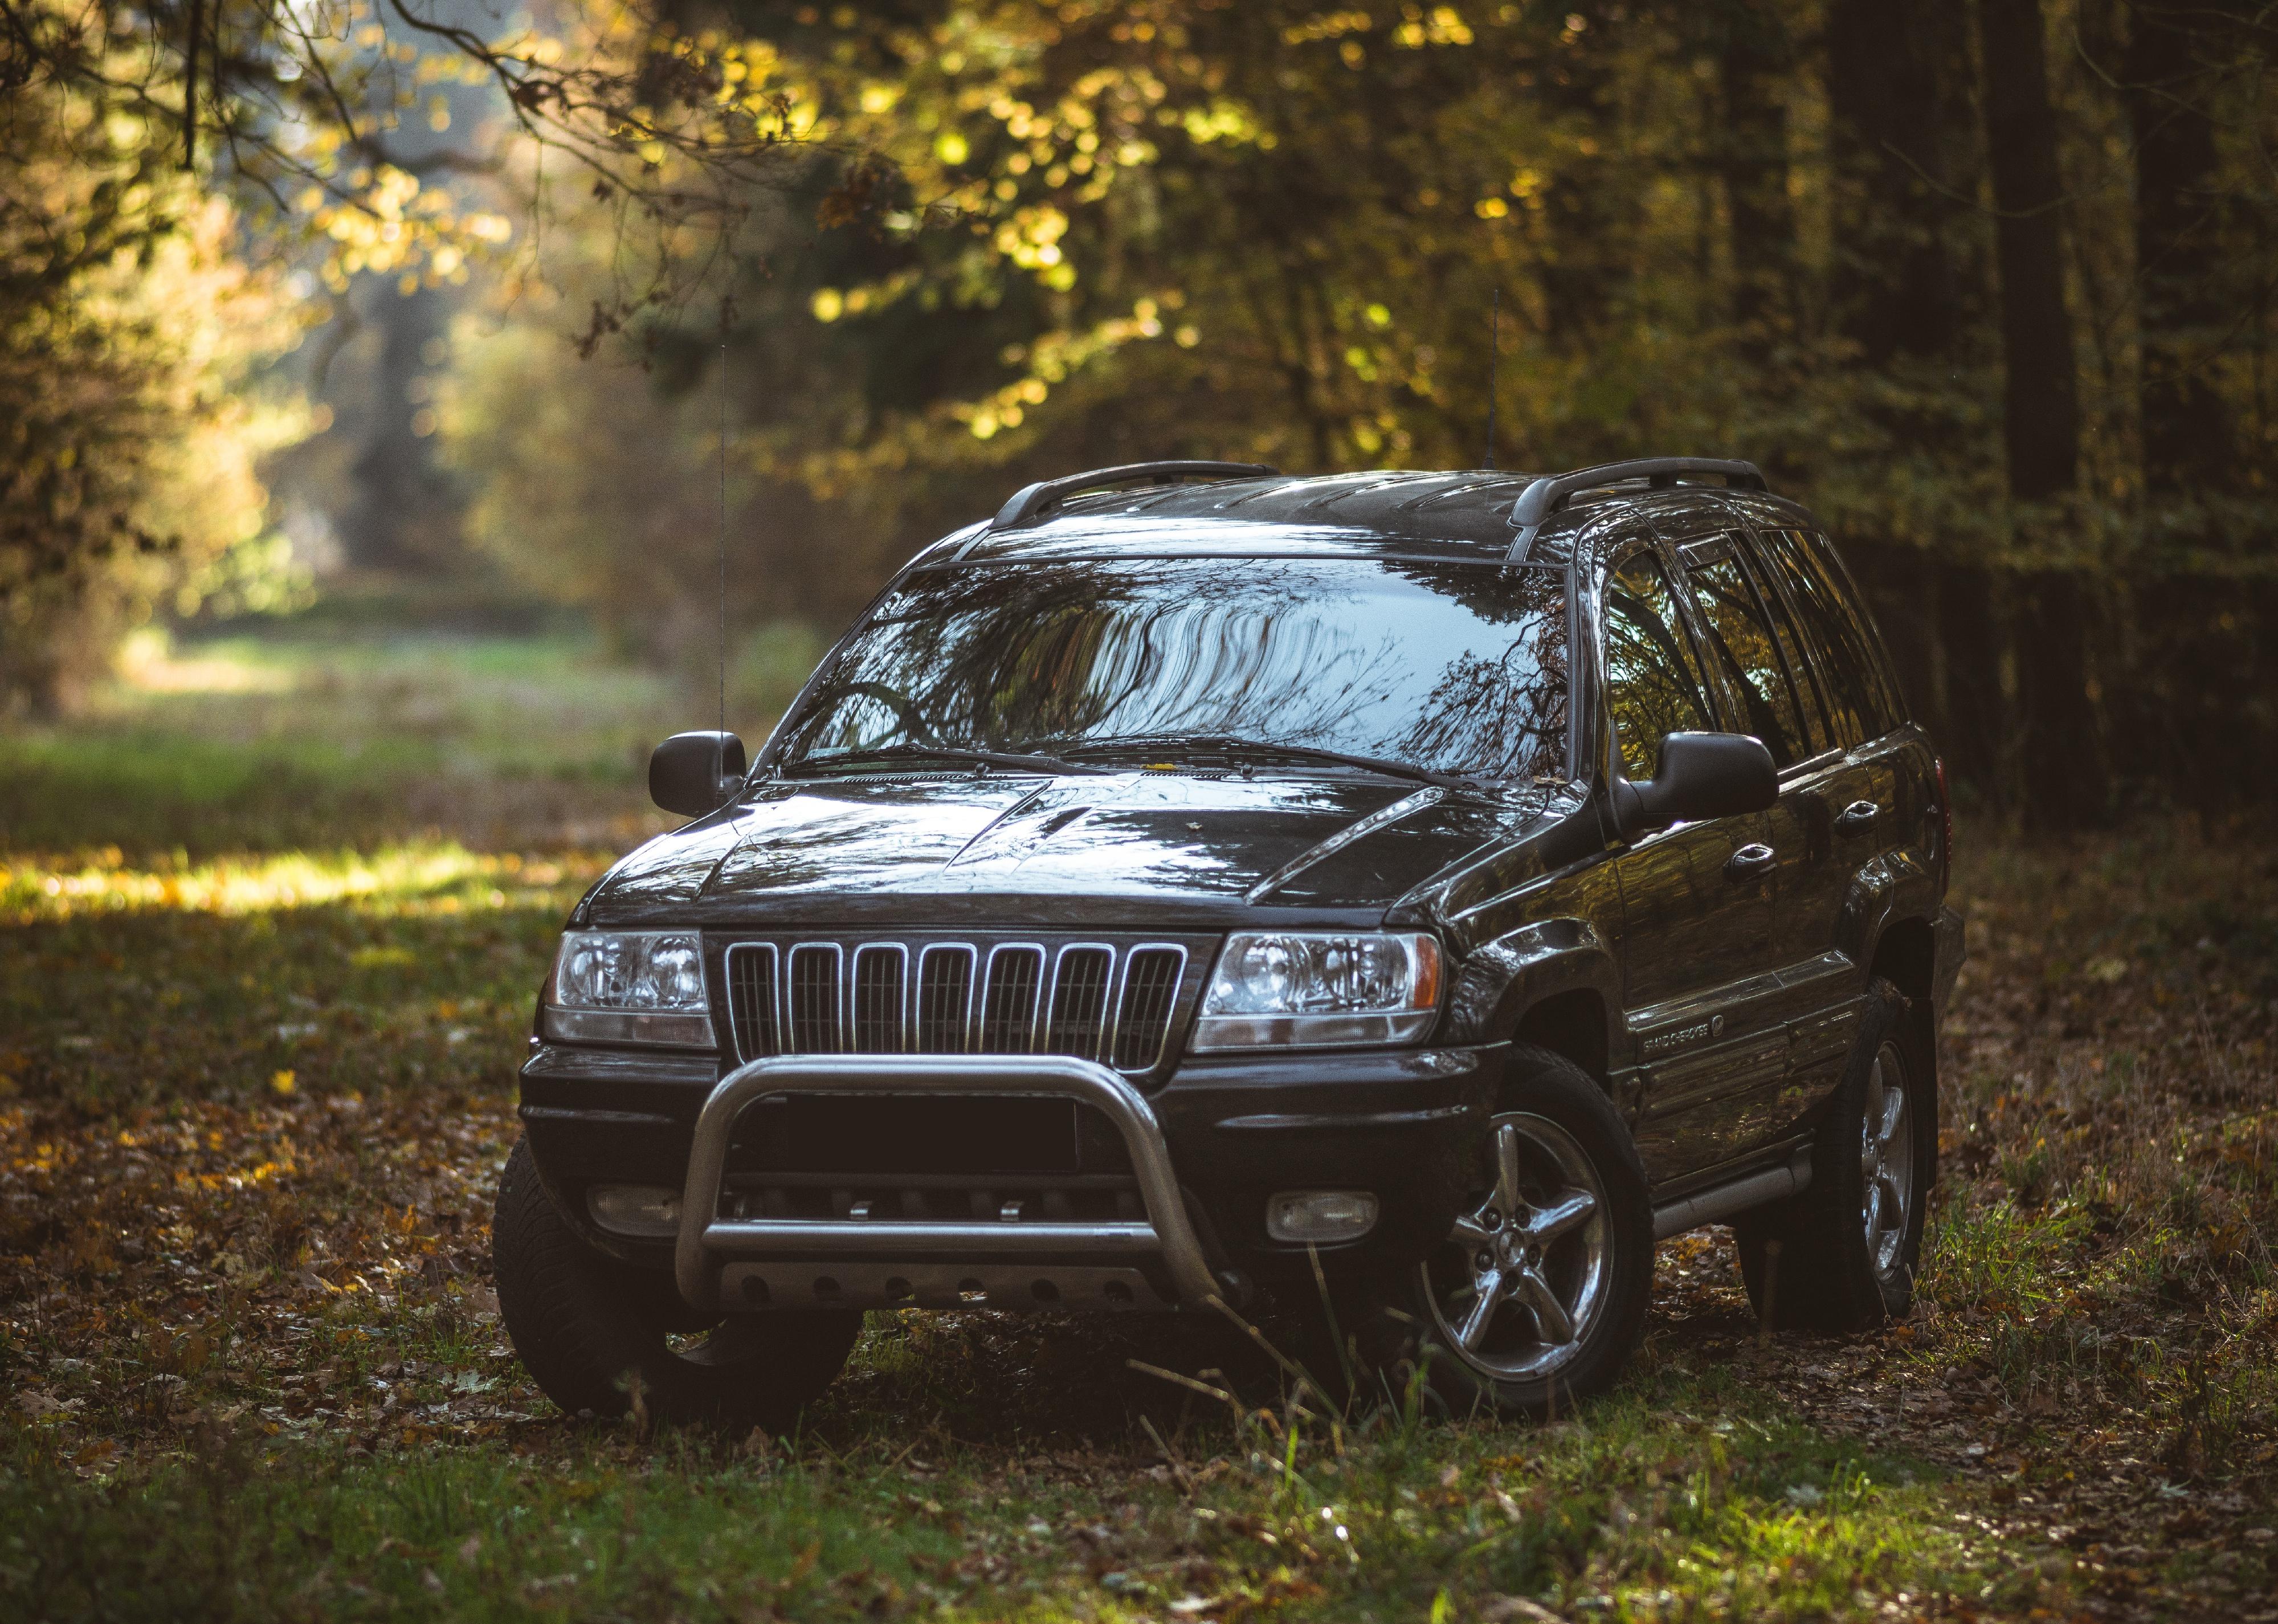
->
[1725,843,1776,882]
[1835,799,1880,834]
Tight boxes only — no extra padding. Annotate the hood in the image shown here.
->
[579,772,1562,928]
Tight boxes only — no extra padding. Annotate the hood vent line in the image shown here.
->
[1243,787,1445,904]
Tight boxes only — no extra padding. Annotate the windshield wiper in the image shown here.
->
[781,744,1114,778]
[1058,733,1478,791]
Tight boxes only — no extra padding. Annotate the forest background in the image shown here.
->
[5,0,2277,829]
[3,5,2277,1619]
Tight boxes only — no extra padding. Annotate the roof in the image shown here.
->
[914,467,1818,570]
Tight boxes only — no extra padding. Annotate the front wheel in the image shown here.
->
[1345,1045,1654,1420]
[492,1137,862,1431]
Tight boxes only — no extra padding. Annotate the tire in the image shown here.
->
[1339,1043,1654,1421]
[492,1137,862,1431]
[1734,977,1929,1332]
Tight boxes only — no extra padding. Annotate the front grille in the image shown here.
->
[722,937,1192,1073]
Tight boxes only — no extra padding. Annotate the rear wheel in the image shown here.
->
[493,1137,860,1431]
[1734,978,1929,1331]
[1342,1045,1654,1419]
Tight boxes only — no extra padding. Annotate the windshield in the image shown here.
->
[777,557,1570,781]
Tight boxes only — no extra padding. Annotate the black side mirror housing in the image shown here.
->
[649,731,748,818]
[1612,731,1777,835]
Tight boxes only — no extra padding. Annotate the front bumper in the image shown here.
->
[518,1038,1504,1312]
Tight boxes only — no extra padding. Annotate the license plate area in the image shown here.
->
[732,1093,1081,1176]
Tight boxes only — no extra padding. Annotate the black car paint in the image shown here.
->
[521,470,1958,1293]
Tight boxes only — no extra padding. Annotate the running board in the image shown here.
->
[1651,1146,1814,1241]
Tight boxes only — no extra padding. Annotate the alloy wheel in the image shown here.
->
[1859,1041,1913,1279]
[1420,1111,1611,1382]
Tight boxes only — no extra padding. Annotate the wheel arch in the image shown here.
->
[1444,916,1623,1097]
[1866,912,1941,1185]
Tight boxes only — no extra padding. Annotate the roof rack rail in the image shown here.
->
[1506,456,1766,564]
[989,460,1279,532]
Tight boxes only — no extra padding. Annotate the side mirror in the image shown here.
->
[649,731,747,818]
[1612,731,1777,835]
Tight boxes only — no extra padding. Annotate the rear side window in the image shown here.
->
[1758,529,1896,742]
[1603,551,1714,780]
[1682,545,1812,769]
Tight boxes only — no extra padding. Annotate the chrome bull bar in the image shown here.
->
[673,1054,1223,1313]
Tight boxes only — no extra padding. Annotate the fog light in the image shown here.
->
[587,1184,681,1238]
[1265,1190,1379,1243]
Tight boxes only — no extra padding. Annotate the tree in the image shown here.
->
[1,59,301,712]
[1978,0,2110,827]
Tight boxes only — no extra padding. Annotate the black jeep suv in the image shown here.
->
[494,456,1964,1427]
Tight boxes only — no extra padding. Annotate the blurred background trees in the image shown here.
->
[6,0,2277,825]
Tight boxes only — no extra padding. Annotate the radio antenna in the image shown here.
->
[1483,286,1500,471]
[716,336,728,763]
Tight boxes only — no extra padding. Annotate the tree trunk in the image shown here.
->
[1716,0,1795,360]
[1826,0,1975,364]
[2128,2,2234,504]
[1977,0,2109,828]
[1978,0,2081,503]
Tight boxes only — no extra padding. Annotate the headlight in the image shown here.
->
[544,931,715,1047]
[1191,931,1442,1051]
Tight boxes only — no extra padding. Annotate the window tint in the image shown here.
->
[1738,542,1832,757]
[1683,545,1810,769]
[1806,530,1906,729]
[1758,529,1891,744]
[1603,551,1714,780]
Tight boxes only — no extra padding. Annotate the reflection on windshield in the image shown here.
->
[779,558,1569,780]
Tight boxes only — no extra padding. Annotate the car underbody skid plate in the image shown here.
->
[674,1054,1226,1315]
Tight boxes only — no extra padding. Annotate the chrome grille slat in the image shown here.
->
[1047,945,1114,1056]
[916,945,975,1053]
[980,945,1045,1053]
[852,944,907,1052]
[730,936,1187,1071]
[1113,947,1185,1071]
[724,944,779,1060]
[788,944,842,1054]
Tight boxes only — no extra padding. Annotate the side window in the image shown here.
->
[1759,529,1889,744]
[1807,530,1907,730]
[1736,540,1833,757]
[1602,550,1715,781]
[1682,544,1810,769]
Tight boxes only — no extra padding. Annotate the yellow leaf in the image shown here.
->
[270,1070,296,1096]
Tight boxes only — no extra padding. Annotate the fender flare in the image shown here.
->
[1443,917,1624,1062]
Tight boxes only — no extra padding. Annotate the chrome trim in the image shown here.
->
[1047,941,1116,1056]
[916,942,977,1054]
[850,942,909,1053]
[722,941,779,1062]
[1651,1145,1815,1241]
[1109,943,1188,1072]
[786,942,843,1054]
[720,935,1193,1072]
[979,942,1047,1052]
[675,1054,1222,1312]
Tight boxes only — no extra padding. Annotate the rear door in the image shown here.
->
[1666,529,1846,1162]
[1718,520,1912,1136]
[1597,542,1786,1184]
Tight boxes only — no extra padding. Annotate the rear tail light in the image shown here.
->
[1933,757,1953,876]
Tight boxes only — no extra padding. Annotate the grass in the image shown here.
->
[1,615,2272,1620]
